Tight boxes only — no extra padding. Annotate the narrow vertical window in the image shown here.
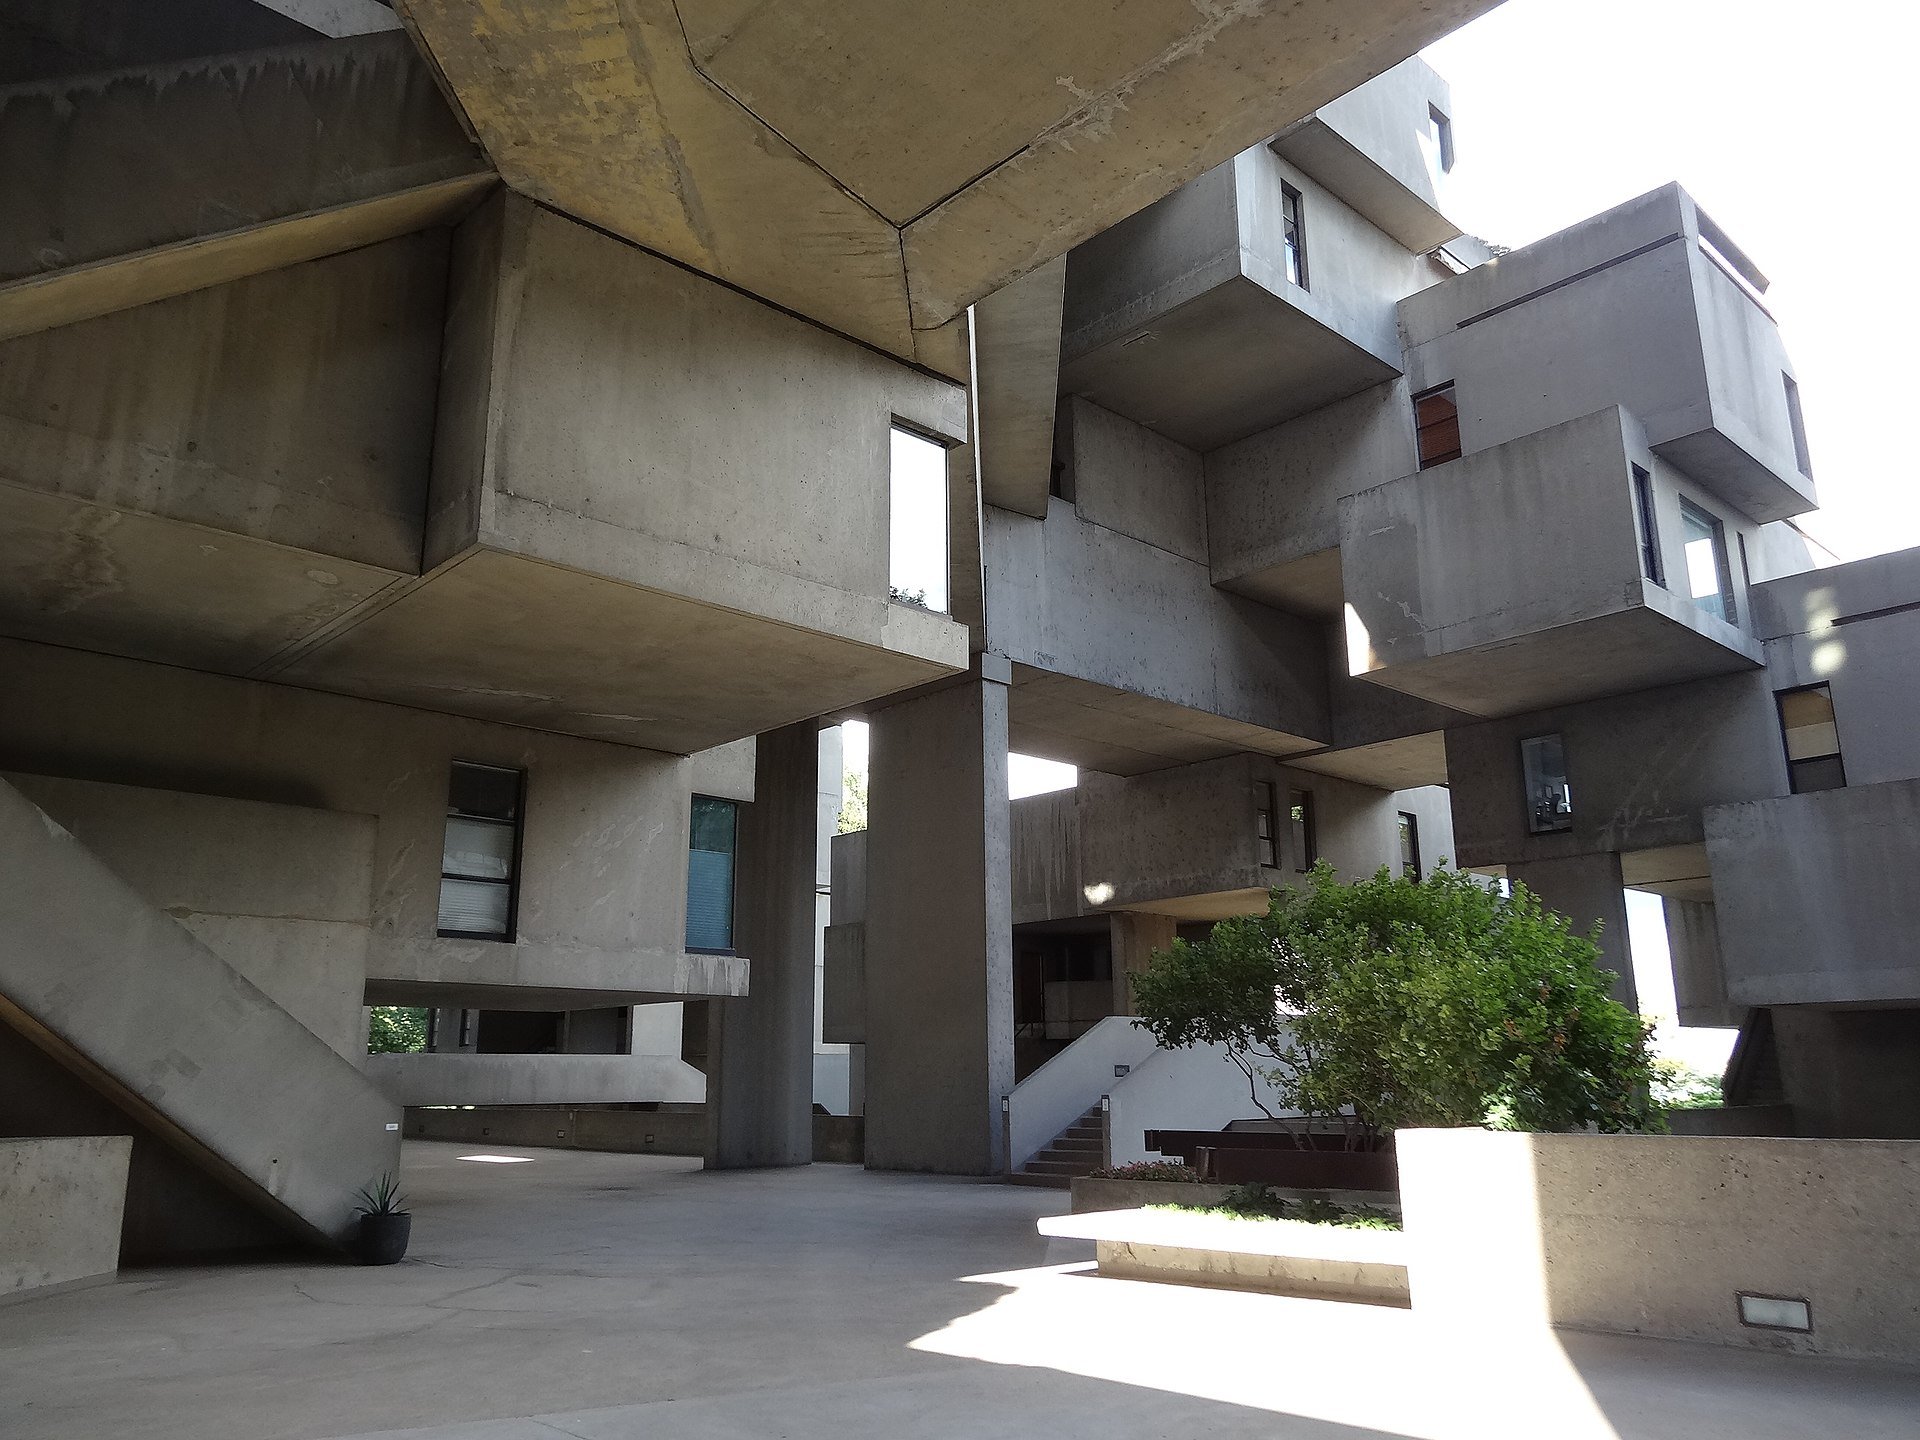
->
[1288,788,1317,873]
[438,762,524,940]
[1426,104,1455,173]
[1777,685,1846,794]
[1397,812,1422,882]
[687,796,739,953]
[1782,373,1813,478]
[889,425,950,614]
[1521,734,1573,834]
[1679,497,1737,625]
[1280,183,1308,290]
[1632,464,1663,585]
[1414,382,1461,469]
[1254,782,1277,867]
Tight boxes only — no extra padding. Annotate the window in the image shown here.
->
[1426,103,1455,173]
[1288,788,1317,873]
[1679,497,1737,624]
[1632,465,1663,585]
[889,425,950,613]
[1413,383,1461,469]
[1777,685,1846,794]
[1397,812,1421,882]
[438,762,524,941]
[687,796,739,953]
[1280,183,1308,290]
[1521,734,1573,834]
[1255,782,1277,867]
[1783,373,1813,478]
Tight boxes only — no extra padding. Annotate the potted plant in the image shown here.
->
[1130,863,1660,1190]
[351,1173,411,1265]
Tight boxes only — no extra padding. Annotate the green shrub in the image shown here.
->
[1130,863,1660,1141]
[1151,1187,1402,1230]
[1089,1160,1201,1182]
[367,1005,429,1055]
[1652,1058,1725,1110]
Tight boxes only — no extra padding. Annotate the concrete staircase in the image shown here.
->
[0,778,401,1252]
[1009,1104,1104,1189]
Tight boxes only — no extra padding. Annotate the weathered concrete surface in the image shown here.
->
[707,723,819,1169]
[0,639,746,1006]
[4,1140,1919,1438]
[1706,780,1920,1008]
[1665,896,1738,1028]
[270,195,968,755]
[1340,407,1763,717]
[1506,852,1636,1009]
[973,257,1064,519]
[1770,1008,1920,1141]
[6,774,375,1059]
[1271,57,1461,252]
[0,776,400,1249]
[1400,184,1815,523]
[398,0,1498,362]
[1400,1129,1920,1365]
[0,32,491,341]
[864,674,1014,1174]
[0,1136,130,1300]
[369,1053,705,1109]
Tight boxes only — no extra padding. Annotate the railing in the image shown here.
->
[1003,1014,1160,1173]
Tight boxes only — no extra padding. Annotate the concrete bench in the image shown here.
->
[1039,1206,1409,1307]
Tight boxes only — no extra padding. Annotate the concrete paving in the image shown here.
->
[2,1141,1917,1440]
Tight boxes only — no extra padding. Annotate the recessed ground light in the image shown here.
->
[457,1154,534,1164]
[1737,1293,1812,1332]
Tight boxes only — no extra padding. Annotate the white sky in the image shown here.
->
[889,428,950,611]
[1424,0,1920,563]
[840,719,1076,801]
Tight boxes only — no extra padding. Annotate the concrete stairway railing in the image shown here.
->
[1005,1014,1160,1173]
[0,779,401,1249]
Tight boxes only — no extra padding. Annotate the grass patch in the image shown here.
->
[1148,1184,1401,1231]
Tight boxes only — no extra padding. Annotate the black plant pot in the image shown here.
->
[354,1211,412,1266]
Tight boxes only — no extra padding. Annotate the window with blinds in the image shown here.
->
[1777,685,1846,794]
[1414,383,1461,468]
[437,762,524,941]
[687,796,739,954]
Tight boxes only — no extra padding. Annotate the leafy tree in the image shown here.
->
[1130,863,1660,1144]
[367,1005,429,1055]
[837,767,868,833]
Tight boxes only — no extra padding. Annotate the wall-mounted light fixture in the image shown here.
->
[1737,1293,1812,1332]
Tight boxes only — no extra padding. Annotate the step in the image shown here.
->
[1006,1172,1072,1189]
[1023,1157,1097,1175]
[1048,1136,1102,1154]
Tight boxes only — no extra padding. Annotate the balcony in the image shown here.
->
[1339,406,1764,716]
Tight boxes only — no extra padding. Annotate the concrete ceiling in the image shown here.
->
[395,0,1501,369]
[1287,730,1448,790]
[1008,663,1320,777]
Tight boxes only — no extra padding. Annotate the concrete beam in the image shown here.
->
[973,257,1065,519]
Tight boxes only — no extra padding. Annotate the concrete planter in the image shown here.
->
[1070,1177,1239,1213]
[1041,1207,1409,1306]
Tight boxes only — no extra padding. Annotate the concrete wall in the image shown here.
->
[367,1052,704,1108]
[5,774,374,1060]
[0,638,743,1005]
[1445,670,1782,869]
[1706,780,1920,1008]
[1399,184,1812,523]
[986,492,1329,747]
[1400,1129,1920,1364]
[0,1136,130,1299]
[1771,1007,1920,1140]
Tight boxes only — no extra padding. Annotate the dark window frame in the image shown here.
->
[1521,732,1574,836]
[1775,683,1848,795]
[1413,382,1462,469]
[436,761,527,943]
[1254,781,1278,868]
[1428,103,1455,172]
[1397,811,1422,883]
[1631,464,1663,585]
[1782,373,1813,478]
[1280,182,1308,291]
[1288,788,1317,873]
[686,794,741,956]
[1678,495,1738,625]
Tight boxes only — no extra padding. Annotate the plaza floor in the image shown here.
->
[2,1140,1916,1439]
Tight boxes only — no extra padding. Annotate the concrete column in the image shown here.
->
[863,664,1013,1174]
[706,721,818,1169]
[1109,911,1177,1016]
[1507,852,1637,1011]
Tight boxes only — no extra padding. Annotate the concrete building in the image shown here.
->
[0,0,1913,1272]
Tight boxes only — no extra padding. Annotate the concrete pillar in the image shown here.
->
[1507,852,1637,1011]
[863,664,1013,1174]
[1665,898,1737,1028]
[1109,911,1177,1016]
[706,721,818,1169]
